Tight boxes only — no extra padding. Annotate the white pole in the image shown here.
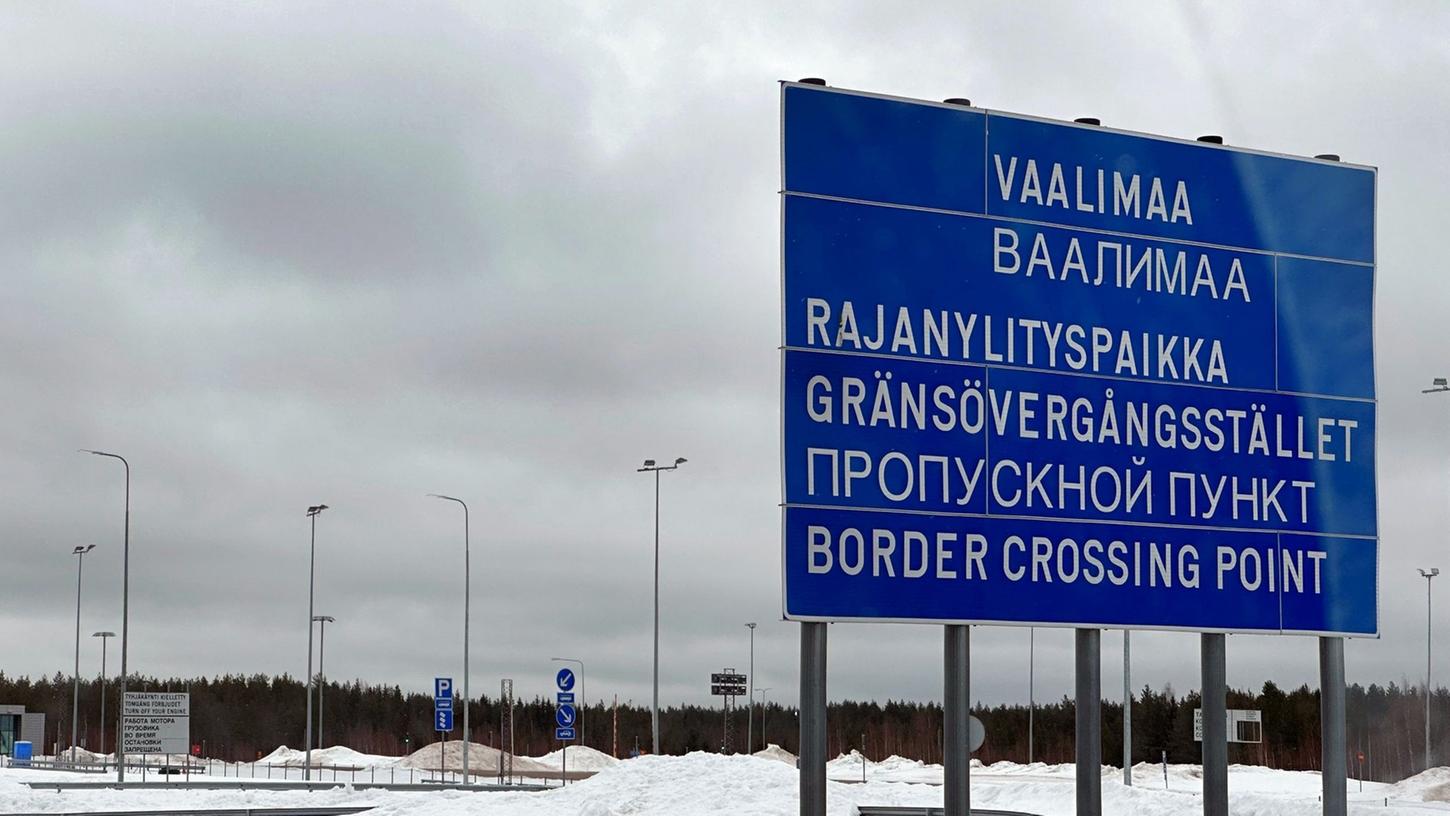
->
[1123,630,1132,786]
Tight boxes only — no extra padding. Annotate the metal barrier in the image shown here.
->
[2,808,373,816]
[24,780,552,793]
[856,808,1043,816]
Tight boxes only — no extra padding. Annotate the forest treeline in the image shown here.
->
[0,671,1441,781]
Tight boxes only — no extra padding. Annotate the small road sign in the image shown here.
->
[434,697,453,711]
[556,668,575,691]
[434,677,452,699]
[556,727,576,741]
[556,692,575,704]
[435,708,454,732]
[556,704,577,728]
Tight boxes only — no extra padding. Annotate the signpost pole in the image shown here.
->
[1201,634,1228,816]
[1320,637,1347,816]
[799,622,826,816]
[1075,629,1101,816]
[1123,630,1132,786]
[944,625,970,816]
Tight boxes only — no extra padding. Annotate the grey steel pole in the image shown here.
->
[944,625,970,816]
[303,504,326,780]
[1424,569,1438,771]
[82,451,128,782]
[430,495,472,779]
[1028,627,1035,764]
[652,469,661,755]
[317,618,328,749]
[1075,629,1101,816]
[800,622,827,816]
[636,458,683,755]
[1201,633,1228,816]
[1320,637,1347,816]
[1124,630,1132,786]
[96,634,110,762]
[72,546,92,764]
[746,623,756,754]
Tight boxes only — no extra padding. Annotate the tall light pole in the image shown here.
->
[304,503,328,780]
[1422,567,1440,771]
[551,658,584,743]
[93,632,115,762]
[745,623,757,754]
[755,687,771,750]
[80,450,128,781]
[429,494,471,780]
[637,456,685,754]
[312,615,335,750]
[71,544,96,764]
[1422,376,1450,772]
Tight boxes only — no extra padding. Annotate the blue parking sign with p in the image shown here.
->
[434,677,452,699]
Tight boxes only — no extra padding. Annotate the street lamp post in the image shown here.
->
[71,545,96,764]
[92,632,114,762]
[80,450,128,781]
[551,658,585,743]
[313,615,335,750]
[755,687,771,748]
[1422,376,1450,771]
[745,623,756,754]
[637,457,686,755]
[1422,568,1440,771]
[429,494,471,781]
[304,504,328,780]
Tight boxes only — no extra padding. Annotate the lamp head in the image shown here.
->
[313,615,335,623]
[93,631,115,638]
[73,544,95,555]
[674,457,687,465]
[1421,568,1441,578]
[642,459,657,468]
[306,504,329,516]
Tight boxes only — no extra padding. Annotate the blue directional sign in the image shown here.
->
[435,708,454,733]
[556,727,576,741]
[556,704,576,729]
[780,82,1377,636]
[555,668,575,692]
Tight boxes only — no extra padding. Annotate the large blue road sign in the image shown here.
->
[780,82,1377,636]
[556,704,576,729]
[556,668,575,692]
[434,677,452,700]
[435,708,454,733]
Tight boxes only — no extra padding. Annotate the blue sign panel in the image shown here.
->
[434,677,452,700]
[435,708,454,733]
[556,692,575,704]
[556,727,576,741]
[555,704,576,728]
[555,668,575,692]
[781,82,1377,636]
[434,698,453,711]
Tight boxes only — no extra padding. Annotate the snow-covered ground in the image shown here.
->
[2,749,1447,815]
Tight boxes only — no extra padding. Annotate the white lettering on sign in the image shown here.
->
[992,154,1193,225]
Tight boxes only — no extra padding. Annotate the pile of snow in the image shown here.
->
[753,743,796,764]
[532,745,619,771]
[401,740,553,775]
[1380,766,1450,802]
[257,745,398,768]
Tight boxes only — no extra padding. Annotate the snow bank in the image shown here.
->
[531,745,618,771]
[402,741,553,775]
[257,745,397,768]
[753,743,796,764]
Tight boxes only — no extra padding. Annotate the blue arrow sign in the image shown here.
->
[435,708,454,732]
[556,668,575,691]
[555,704,576,728]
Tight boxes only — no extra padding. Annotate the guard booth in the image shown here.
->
[0,705,45,757]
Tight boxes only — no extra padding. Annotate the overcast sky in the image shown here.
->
[4,2,1450,721]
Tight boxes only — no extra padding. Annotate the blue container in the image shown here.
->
[12,740,32,766]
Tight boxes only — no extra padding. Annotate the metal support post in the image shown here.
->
[1124,630,1132,785]
[1320,637,1347,816]
[1075,629,1102,816]
[800,622,827,816]
[1201,633,1228,816]
[944,625,970,816]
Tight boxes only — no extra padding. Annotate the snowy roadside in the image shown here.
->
[3,751,1449,815]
